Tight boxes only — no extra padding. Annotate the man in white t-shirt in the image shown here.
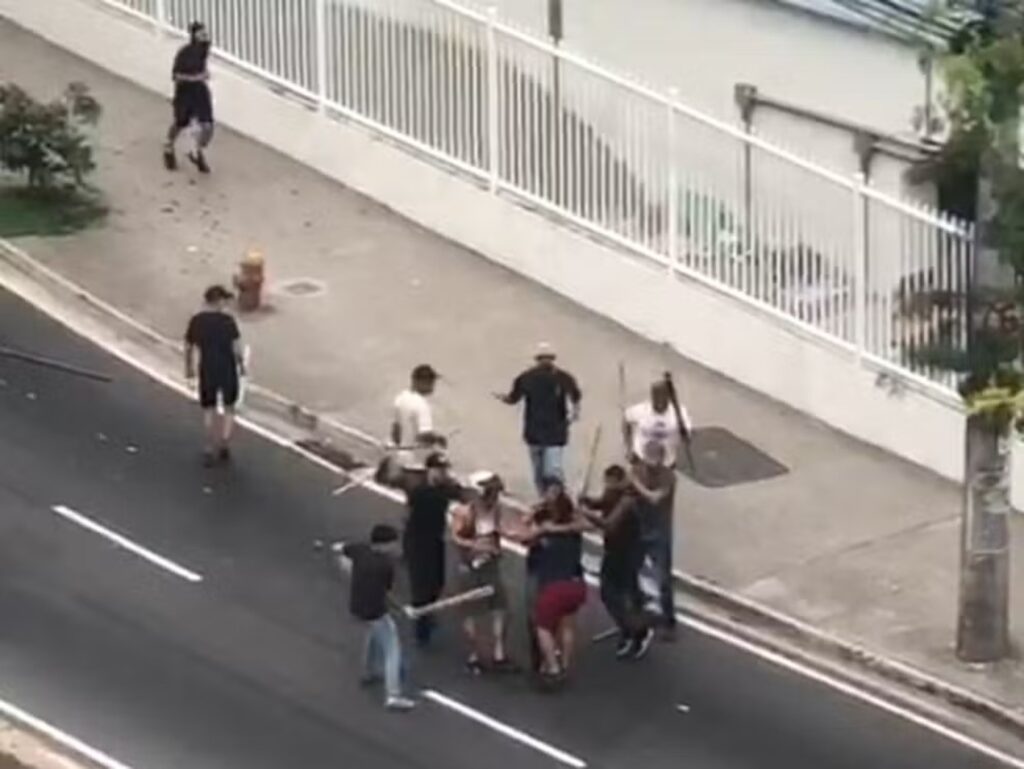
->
[622,379,692,468]
[391,364,447,473]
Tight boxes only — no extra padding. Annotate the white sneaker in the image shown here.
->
[386,696,416,712]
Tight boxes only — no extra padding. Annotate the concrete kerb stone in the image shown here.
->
[1,239,1022,745]
[0,718,91,769]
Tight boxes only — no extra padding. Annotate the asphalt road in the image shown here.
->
[0,288,1013,769]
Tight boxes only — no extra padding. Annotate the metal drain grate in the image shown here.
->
[279,278,327,297]
[678,427,788,488]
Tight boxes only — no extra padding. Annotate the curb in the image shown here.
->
[1,238,1023,747]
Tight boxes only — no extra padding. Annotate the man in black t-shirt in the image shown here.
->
[342,525,414,711]
[185,285,245,466]
[581,465,653,660]
[164,21,215,174]
[402,452,462,647]
[495,342,582,496]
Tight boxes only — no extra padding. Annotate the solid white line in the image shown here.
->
[678,614,1024,769]
[7,259,1021,767]
[51,505,203,583]
[0,693,136,769]
[421,689,587,768]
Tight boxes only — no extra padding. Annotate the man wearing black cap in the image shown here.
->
[390,364,447,479]
[342,524,415,711]
[402,452,462,647]
[164,21,215,174]
[185,285,245,466]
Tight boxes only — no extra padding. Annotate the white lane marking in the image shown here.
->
[11,265,1022,768]
[421,689,587,768]
[680,614,1024,769]
[0,693,136,769]
[51,505,203,583]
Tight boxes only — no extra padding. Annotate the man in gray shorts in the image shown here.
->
[450,471,512,674]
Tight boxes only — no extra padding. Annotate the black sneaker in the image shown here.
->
[163,146,177,171]
[615,636,635,659]
[188,150,211,174]
[218,446,232,463]
[633,628,655,660]
[201,450,217,468]
[465,657,484,676]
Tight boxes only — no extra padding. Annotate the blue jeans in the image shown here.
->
[362,615,406,700]
[641,526,676,629]
[527,444,565,495]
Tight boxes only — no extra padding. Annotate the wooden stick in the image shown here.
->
[578,424,602,499]
[403,586,495,619]
[664,371,696,474]
[331,467,377,496]
[0,346,112,383]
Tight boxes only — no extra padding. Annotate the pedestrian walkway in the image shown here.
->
[1,18,1021,714]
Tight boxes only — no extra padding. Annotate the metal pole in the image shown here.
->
[852,173,867,359]
[485,7,500,193]
[667,88,679,274]
[548,0,563,207]
[315,0,328,112]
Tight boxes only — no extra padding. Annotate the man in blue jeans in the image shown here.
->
[628,441,678,639]
[495,342,582,496]
[342,525,414,711]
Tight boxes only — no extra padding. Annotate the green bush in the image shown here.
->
[0,81,101,190]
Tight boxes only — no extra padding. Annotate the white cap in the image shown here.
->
[468,470,500,492]
[535,342,556,359]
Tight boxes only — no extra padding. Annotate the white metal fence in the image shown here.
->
[105,0,973,392]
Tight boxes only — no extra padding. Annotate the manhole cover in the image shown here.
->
[678,427,788,488]
[279,278,327,297]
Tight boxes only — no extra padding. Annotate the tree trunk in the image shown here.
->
[956,414,1011,662]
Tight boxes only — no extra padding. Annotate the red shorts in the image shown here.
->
[534,580,586,631]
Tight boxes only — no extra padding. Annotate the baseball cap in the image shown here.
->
[412,364,440,381]
[535,342,556,359]
[469,470,503,493]
[370,524,399,544]
[425,452,450,469]
[204,284,233,303]
[189,20,207,35]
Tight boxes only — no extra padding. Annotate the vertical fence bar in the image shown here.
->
[666,89,678,274]
[485,7,500,192]
[154,0,167,34]
[315,0,327,111]
[853,174,867,359]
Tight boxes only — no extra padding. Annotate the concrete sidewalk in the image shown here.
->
[1,17,1021,721]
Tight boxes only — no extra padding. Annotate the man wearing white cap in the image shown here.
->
[495,343,582,496]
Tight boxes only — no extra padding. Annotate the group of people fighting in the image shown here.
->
[170,21,694,711]
[343,344,692,709]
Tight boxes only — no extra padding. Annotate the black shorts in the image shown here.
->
[198,372,238,410]
[173,84,214,128]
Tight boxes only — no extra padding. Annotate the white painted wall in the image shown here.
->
[483,0,930,197]
[0,0,970,486]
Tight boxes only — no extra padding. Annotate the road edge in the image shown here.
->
[0,717,92,769]
[1,238,1022,753]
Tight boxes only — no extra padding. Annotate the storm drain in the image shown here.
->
[678,427,788,488]
[278,278,327,298]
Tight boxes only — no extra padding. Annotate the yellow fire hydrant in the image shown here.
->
[234,249,265,312]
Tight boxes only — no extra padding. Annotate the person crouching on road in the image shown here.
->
[522,478,587,685]
[185,285,245,467]
[450,471,514,675]
[402,452,462,648]
[581,465,654,660]
[342,524,415,712]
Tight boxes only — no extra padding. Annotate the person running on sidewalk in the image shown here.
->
[386,364,447,486]
[629,441,678,638]
[522,478,587,685]
[342,524,415,712]
[164,21,215,174]
[581,465,654,660]
[622,378,692,468]
[185,285,245,467]
[494,343,581,496]
[450,471,514,674]
[402,452,462,647]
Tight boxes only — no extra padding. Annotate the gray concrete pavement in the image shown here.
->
[0,16,1021,720]
[0,284,1018,769]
